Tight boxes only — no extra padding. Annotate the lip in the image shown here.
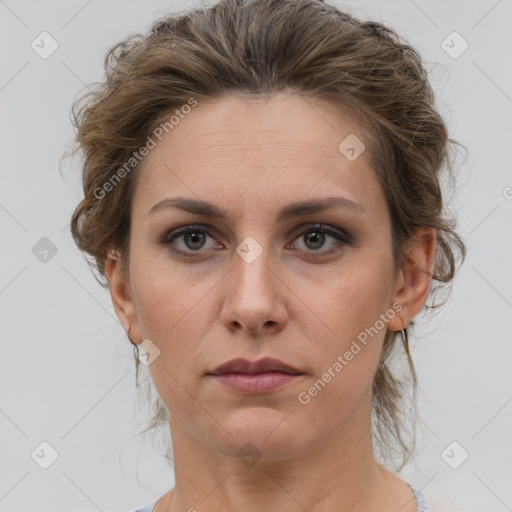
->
[208,357,303,376]
[206,357,304,394]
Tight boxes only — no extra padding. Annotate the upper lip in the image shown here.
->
[207,357,303,376]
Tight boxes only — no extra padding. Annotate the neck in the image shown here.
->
[162,405,399,512]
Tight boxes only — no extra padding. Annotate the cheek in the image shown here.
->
[131,263,220,388]
[299,253,392,392]
[132,255,211,337]
[310,255,392,343]
[295,274,389,429]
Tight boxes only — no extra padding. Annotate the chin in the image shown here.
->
[207,411,308,460]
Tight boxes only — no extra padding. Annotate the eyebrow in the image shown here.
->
[148,196,366,220]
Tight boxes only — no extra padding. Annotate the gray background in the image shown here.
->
[1,0,511,510]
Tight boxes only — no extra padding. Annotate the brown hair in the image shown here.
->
[68,0,467,470]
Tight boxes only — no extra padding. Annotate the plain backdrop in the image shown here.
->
[1,0,511,511]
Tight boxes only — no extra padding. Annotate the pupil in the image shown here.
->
[185,232,205,250]
[306,231,324,249]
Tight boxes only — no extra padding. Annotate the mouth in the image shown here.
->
[206,357,304,394]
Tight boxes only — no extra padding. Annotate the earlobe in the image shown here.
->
[387,227,436,332]
[105,249,136,332]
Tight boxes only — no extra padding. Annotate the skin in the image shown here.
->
[106,92,435,512]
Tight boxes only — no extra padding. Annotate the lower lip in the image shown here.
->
[209,372,302,393]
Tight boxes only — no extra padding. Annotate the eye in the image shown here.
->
[159,224,220,257]
[158,223,351,259]
[287,224,351,258]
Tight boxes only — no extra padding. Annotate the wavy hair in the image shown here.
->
[68,0,467,471]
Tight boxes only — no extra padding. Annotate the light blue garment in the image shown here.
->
[409,484,431,512]
[133,484,431,512]
[133,500,157,512]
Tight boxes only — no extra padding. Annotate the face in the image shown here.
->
[107,92,431,462]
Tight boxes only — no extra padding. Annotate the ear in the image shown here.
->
[105,249,141,344]
[387,227,436,331]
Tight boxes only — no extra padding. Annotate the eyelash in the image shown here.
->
[158,223,352,260]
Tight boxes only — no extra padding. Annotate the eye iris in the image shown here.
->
[184,231,206,250]
[305,231,325,250]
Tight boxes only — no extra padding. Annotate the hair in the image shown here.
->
[68,0,467,471]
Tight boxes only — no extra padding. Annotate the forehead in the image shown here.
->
[132,92,383,220]
[147,93,367,158]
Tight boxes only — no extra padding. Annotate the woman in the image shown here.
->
[69,0,466,510]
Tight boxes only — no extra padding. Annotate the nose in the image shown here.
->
[220,244,288,335]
